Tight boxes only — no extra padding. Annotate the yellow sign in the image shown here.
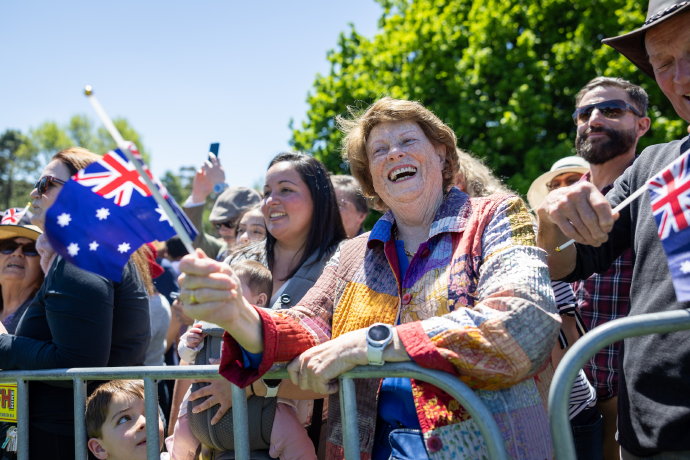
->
[0,384,17,422]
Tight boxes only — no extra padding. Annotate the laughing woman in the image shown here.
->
[179,98,560,459]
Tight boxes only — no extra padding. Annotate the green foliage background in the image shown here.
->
[290,0,686,195]
[3,0,688,214]
[0,115,194,209]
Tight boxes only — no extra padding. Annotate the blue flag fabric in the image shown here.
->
[46,149,197,281]
[648,147,690,301]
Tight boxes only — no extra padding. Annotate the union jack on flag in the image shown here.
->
[648,146,690,301]
[73,151,154,206]
[45,148,197,281]
[649,150,690,240]
[1,208,25,225]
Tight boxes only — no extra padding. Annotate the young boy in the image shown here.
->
[167,259,317,460]
[86,380,166,460]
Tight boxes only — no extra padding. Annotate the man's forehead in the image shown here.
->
[578,86,631,106]
[645,8,690,55]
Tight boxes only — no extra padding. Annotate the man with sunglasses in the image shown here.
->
[537,1,690,458]
[571,76,651,460]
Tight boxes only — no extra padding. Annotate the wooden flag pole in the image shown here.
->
[83,85,196,255]
[555,185,649,252]
[556,145,690,252]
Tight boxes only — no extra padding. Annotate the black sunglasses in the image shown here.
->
[572,99,644,125]
[214,221,236,230]
[0,240,39,257]
[34,176,66,195]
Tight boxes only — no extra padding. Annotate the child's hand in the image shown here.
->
[185,323,206,348]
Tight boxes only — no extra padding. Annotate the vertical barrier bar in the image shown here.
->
[16,379,28,460]
[339,376,359,459]
[231,383,250,460]
[144,377,160,460]
[549,310,690,460]
[74,378,88,460]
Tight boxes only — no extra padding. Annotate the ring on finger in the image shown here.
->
[189,292,198,305]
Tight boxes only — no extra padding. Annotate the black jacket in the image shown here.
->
[0,256,150,435]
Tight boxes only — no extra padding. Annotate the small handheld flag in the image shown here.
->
[83,85,196,254]
[648,147,690,301]
[45,149,197,281]
[1,207,26,225]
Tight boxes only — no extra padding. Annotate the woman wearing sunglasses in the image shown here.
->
[0,209,44,334]
[0,147,153,459]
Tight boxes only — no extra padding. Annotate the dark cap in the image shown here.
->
[209,187,261,224]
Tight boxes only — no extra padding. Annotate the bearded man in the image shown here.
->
[571,76,651,460]
[537,1,690,457]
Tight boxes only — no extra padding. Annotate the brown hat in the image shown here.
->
[209,187,261,224]
[602,0,690,78]
[0,208,42,241]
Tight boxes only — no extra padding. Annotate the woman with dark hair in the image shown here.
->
[175,152,345,458]
[262,151,346,305]
[0,147,152,459]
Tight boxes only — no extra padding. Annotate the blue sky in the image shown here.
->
[0,1,381,188]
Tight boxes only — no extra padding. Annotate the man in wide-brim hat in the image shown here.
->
[536,1,690,458]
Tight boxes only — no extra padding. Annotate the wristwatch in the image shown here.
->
[213,182,229,194]
[261,378,281,398]
[366,323,394,366]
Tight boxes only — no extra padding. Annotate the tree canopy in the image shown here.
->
[290,0,686,194]
[0,115,150,209]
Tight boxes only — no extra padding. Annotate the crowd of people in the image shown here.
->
[1,1,689,459]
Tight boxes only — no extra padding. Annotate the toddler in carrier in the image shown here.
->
[166,260,316,460]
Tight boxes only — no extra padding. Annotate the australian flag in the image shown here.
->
[45,148,197,281]
[648,147,690,301]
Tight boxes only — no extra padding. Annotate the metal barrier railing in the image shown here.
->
[548,308,690,460]
[0,362,508,460]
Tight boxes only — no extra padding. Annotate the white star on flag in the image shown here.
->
[155,206,172,225]
[117,242,131,253]
[89,241,99,251]
[67,243,79,256]
[95,208,110,220]
[57,213,72,227]
[680,260,690,274]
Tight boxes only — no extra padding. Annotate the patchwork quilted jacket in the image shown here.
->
[219,188,560,459]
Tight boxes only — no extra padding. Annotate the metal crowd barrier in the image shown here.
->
[0,361,508,460]
[548,308,690,460]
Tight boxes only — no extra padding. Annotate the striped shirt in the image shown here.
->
[572,172,633,400]
[553,281,597,419]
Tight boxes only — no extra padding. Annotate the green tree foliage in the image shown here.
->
[0,129,39,209]
[291,0,685,194]
[160,166,196,204]
[0,116,151,209]
[29,114,150,165]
